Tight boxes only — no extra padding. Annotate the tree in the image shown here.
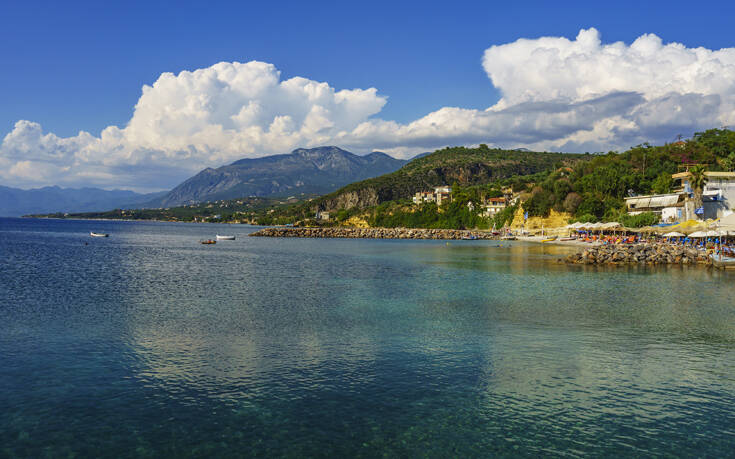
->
[722,152,735,172]
[689,165,708,219]
[563,192,583,214]
[651,173,673,194]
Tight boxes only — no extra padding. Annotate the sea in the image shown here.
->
[1,217,734,457]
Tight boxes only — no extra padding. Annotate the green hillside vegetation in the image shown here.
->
[365,185,519,230]
[322,145,583,204]
[522,128,735,223]
[257,145,584,224]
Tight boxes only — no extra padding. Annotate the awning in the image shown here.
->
[648,195,680,207]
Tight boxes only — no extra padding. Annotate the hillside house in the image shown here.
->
[434,186,452,205]
[482,197,507,217]
[412,186,453,206]
[412,191,435,204]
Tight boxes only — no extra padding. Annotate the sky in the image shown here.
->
[2,0,735,191]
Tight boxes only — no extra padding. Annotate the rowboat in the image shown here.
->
[541,236,558,243]
[200,239,216,245]
[711,254,735,269]
[90,232,109,237]
[216,235,235,240]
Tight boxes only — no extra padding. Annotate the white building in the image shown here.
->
[482,197,507,217]
[672,171,735,220]
[412,191,435,205]
[413,186,452,206]
[624,193,686,222]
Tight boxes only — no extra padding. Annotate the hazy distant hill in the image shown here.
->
[0,186,165,217]
[154,146,408,207]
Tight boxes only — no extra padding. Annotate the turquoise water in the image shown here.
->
[1,217,735,457]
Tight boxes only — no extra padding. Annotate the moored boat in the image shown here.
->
[90,232,109,237]
[200,239,217,245]
[216,235,235,240]
[711,254,735,269]
[541,236,558,243]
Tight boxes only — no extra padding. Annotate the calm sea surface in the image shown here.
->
[1,217,735,457]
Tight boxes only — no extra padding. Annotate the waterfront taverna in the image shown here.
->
[672,171,735,220]
[625,171,735,222]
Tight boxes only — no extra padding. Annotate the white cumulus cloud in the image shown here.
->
[3,29,735,191]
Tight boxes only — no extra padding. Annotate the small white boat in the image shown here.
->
[90,232,109,237]
[711,254,735,269]
[216,235,235,240]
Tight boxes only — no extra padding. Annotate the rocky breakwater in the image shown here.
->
[565,243,709,266]
[249,227,494,240]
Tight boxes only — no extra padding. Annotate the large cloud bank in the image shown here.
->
[3,28,735,190]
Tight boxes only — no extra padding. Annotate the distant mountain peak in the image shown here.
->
[155,146,407,207]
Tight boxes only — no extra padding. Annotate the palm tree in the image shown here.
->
[723,152,735,172]
[689,165,708,219]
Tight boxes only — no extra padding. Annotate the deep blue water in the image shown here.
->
[1,217,735,457]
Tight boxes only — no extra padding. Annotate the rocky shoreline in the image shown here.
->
[564,243,709,265]
[249,226,495,240]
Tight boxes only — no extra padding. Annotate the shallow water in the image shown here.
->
[1,218,734,457]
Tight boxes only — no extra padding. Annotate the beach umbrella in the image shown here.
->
[689,231,707,238]
[636,226,657,233]
[663,231,685,237]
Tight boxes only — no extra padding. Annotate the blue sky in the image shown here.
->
[3,0,734,137]
[2,0,735,190]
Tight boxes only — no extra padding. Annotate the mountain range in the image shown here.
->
[0,186,165,217]
[152,146,408,207]
[2,146,410,216]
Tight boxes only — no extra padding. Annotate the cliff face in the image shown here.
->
[319,188,381,211]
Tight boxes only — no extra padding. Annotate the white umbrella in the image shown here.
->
[689,231,708,238]
[706,230,725,237]
[663,231,685,237]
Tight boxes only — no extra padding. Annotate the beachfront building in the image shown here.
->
[413,186,453,206]
[672,171,735,220]
[624,193,686,222]
[482,197,507,217]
